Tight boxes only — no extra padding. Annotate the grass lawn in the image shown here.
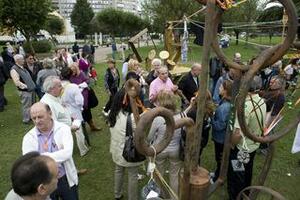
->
[1,42,300,199]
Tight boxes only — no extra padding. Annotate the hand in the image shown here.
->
[71,125,79,131]
[172,85,178,92]
[190,97,196,106]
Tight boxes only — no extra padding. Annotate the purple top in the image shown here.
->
[79,58,90,73]
[37,127,66,178]
[70,72,89,108]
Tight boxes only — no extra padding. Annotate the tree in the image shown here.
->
[95,8,147,38]
[70,0,94,39]
[0,0,52,53]
[44,14,65,39]
[142,0,201,33]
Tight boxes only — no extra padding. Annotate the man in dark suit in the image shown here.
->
[178,63,202,102]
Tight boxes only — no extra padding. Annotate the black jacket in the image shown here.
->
[178,72,199,101]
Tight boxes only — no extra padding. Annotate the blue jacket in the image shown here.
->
[211,99,231,143]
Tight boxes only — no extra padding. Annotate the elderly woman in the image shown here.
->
[36,58,60,99]
[148,91,182,196]
[60,67,90,156]
[108,83,144,200]
[103,58,120,116]
[145,58,162,85]
[69,62,101,131]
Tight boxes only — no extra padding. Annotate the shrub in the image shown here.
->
[24,40,52,53]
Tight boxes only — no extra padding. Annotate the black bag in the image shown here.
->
[122,114,146,162]
[88,88,98,108]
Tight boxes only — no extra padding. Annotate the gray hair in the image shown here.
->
[42,58,54,69]
[191,62,202,69]
[151,58,162,66]
[158,66,168,74]
[249,75,262,92]
[14,54,24,62]
[43,76,60,93]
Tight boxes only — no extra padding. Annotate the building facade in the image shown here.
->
[52,0,142,18]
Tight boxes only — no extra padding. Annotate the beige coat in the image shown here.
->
[110,112,143,167]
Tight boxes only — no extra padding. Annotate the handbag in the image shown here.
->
[88,88,98,108]
[122,114,146,162]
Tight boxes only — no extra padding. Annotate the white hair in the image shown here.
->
[13,54,24,62]
[43,76,60,93]
[151,58,162,66]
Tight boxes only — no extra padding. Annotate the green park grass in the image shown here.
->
[1,41,300,199]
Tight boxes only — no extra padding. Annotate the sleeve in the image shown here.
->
[10,69,27,89]
[104,71,109,91]
[122,63,128,80]
[22,134,38,155]
[74,86,84,108]
[42,125,73,163]
[149,82,157,102]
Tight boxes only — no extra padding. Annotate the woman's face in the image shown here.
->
[70,65,79,76]
[108,62,115,69]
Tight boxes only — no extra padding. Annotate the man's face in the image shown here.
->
[158,69,168,82]
[30,106,52,132]
[192,65,201,76]
[26,55,34,65]
[16,57,25,66]
[44,159,58,195]
[50,80,63,97]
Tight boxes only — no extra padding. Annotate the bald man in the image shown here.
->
[5,152,58,200]
[22,102,79,200]
[178,63,202,102]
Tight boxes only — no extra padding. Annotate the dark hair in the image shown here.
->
[60,67,72,80]
[108,88,131,127]
[11,152,53,196]
[125,71,140,82]
[289,58,298,65]
[25,53,34,59]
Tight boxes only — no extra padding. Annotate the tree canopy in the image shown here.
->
[44,14,65,36]
[70,0,94,38]
[95,8,147,37]
[142,0,201,32]
[0,0,52,52]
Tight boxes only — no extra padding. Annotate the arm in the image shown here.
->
[104,70,110,91]
[10,69,27,89]
[42,125,73,163]
[74,86,84,108]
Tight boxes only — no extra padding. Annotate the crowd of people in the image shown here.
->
[2,40,300,200]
